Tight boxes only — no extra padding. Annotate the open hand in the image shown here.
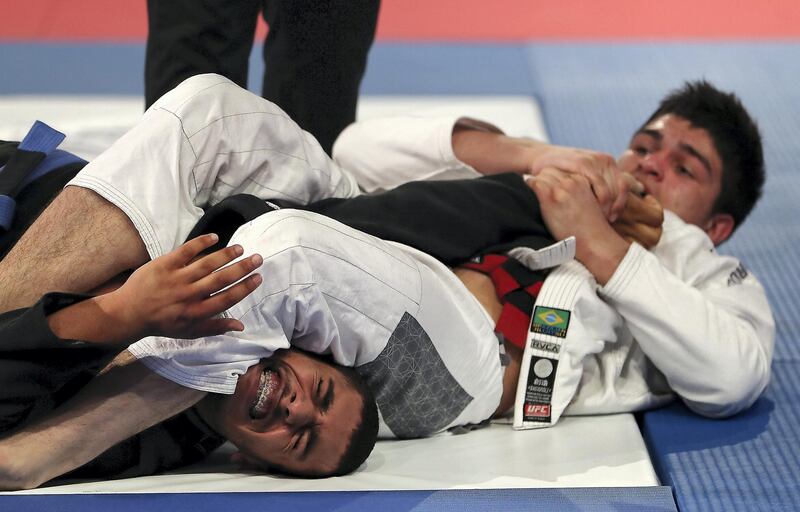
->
[108,234,263,340]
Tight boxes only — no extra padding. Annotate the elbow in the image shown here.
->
[0,451,41,491]
[682,368,769,419]
[685,398,751,419]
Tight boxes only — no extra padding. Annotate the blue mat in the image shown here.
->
[642,363,800,512]
[0,488,677,512]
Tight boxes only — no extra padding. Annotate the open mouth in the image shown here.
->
[249,368,282,420]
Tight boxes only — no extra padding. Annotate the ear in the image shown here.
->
[704,212,735,246]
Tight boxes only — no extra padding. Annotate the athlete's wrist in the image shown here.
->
[46,293,137,346]
[577,229,631,285]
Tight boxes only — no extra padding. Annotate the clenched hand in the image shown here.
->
[612,192,664,249]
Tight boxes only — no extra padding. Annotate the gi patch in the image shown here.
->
[356,312,473,438]
[530,339,560,354]
[530,306,571,338]
[727,263,749,286]
[522,356,558,423]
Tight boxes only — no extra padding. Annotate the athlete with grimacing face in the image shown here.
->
[197,350,370,476]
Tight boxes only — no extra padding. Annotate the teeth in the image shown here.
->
[250,369,277,419]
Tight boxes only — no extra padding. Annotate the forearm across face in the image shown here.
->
[0,351,205,490]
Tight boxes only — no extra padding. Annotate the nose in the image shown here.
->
[637,151,664,182]
[281,389,318,427]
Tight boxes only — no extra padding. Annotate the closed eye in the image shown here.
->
[285,432,301,453]
[301,426,319,460]
[322,378,334,412]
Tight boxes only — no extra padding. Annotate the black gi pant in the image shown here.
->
[0,166,225,480]
[145,0,380,154]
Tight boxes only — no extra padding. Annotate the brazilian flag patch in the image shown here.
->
[531,306,571,338]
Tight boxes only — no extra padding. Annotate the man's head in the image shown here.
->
[617,80,764,245]
[198,348,379,477]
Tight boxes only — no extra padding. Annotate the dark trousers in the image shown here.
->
[0,163,222,480]
[144,0,380,154]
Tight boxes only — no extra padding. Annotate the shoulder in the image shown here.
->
[654,210,764,291]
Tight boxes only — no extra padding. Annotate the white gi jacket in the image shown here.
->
[74,75,504,439]
[333,114,776,425]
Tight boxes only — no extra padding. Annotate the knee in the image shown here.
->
[174,73,228,91]
[159,73,287,124]
[150,73,244,112]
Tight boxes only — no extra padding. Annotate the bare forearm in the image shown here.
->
[451,127,543,176]
[46,236,263,347]
[0,352,205,489]
[46,294,138,346]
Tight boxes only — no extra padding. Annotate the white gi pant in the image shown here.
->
[69,73,360,259]
[68,74,504,432]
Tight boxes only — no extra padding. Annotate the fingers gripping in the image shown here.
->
[612,192,665,248]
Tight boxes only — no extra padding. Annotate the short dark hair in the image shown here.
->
[643,80,765,232]
[330,365,379,476]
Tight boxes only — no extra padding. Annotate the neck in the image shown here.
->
[193,395,225,437]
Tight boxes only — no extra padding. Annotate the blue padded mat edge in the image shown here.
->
[642,361,800,512]
[0,487,677,512]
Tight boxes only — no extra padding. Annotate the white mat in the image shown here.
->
[0,95,657,493]
[0,95,547,160]
[16,417,656,494]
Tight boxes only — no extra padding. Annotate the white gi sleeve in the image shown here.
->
[332,115,501,192]
[599,211,775,417]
